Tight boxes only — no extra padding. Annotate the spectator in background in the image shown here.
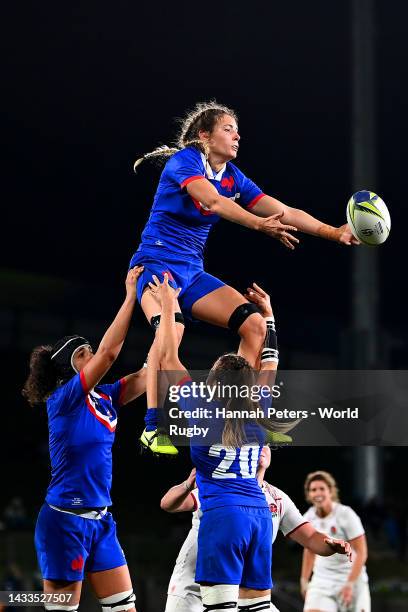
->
[301,470,371,612]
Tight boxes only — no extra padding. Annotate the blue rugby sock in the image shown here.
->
[144,408,158,431]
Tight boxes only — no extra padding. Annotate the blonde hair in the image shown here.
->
[133,101,238,172]
[304,470,340,503]
[205,353,298,447]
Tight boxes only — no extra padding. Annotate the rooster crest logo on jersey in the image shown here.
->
[221,176,234,192]
[269,503,278,517]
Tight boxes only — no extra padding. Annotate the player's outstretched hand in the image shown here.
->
[258,211,300,249]
[125,265,144,297]
[148,273,181,307]
[337,223,361,246]
[324,537,352,561]
[244,282,273,318]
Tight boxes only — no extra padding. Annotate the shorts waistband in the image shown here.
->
[48,504,108,519]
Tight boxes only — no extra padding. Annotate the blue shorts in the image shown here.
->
[129,246,225,319]
[195,505,273,589]
[35,504,127,581]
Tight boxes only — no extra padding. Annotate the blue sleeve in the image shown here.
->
[50,374,86,416]
[98,379,125,409]
[233,165,265,208]
[165,148,205,188]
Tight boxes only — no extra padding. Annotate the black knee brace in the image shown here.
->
[228,303,261,334]
[150,312,185,330]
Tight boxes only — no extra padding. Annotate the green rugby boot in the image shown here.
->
[140,428,179,456]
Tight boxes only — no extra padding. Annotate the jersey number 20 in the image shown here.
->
[209,444,260,479]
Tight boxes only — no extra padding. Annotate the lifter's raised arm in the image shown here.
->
[148,274,187,376]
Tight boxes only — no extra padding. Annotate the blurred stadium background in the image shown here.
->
[2,0,407,610]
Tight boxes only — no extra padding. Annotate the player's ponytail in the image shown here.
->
[22,345,58,406]
[133,145,180,173]
[133,100,237,172]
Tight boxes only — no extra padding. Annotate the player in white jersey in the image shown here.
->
[301,470,370,612]
[161,449,352,612]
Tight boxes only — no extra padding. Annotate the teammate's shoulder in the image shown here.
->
[265,482,284,500]
[337,503,360,519]
[226,160,244,177]
[47,373,83,414]
[172,146,201,162]
[48,374,80,399]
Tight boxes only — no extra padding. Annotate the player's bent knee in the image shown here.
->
[150,312,185,330]
[99,589,136,612]
[234,311,266,342]
[228,303,262,335]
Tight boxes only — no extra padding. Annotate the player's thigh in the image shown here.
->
[191,285,249,328]
[87,564,133,599]
[241,509,272,591]
[196,507,249,584]
[239,587,271,599]
[165,593,201,612]
[304,585,337,612]
[35,504,90,584]
[353,583,371,612]
[141,286,182,319]
[43,579,82,607]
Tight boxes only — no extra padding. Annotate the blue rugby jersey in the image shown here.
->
[45,372,125,508]
[176,377,268,511]
[138,146,265,258]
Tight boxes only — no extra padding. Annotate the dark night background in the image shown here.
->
[1,1,407,610]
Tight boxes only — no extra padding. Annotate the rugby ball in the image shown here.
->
[346,190,391,245]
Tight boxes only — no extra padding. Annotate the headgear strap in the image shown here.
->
[51,335,91,378]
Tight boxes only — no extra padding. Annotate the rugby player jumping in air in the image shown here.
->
[22,267,145,612]
[130,101,359,455]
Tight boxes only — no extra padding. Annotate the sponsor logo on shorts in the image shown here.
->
[71,554,84,571]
